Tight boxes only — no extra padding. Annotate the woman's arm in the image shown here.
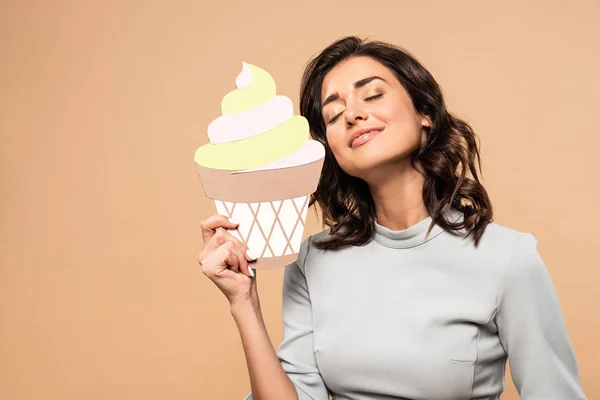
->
[496,233,586,399]
[231,295,299,400]
[197,215,294,399]
[237,238,329,400]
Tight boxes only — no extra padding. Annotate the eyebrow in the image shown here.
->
[321,76,388,110]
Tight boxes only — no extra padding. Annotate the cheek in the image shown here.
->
[375,101,421,138]
[325,127,346,154]
[325,127,356,170]
[369,102,395,122]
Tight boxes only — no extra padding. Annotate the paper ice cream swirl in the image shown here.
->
[194,62,324,172]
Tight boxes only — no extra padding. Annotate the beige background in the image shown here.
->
[1,0,598,399]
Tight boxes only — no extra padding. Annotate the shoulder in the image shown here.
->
[477,221,527,248]
[476,220,545,281]
[437,213,544,280]
[438,208,530,259]
[290,227,333,275]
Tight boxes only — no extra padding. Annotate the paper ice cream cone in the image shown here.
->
[195,160,323,269]
[193,62,325,269]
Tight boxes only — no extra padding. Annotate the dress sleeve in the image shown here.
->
[495,233,586,399]
[243,238,329,400]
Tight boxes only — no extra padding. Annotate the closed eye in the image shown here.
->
[328,112,343,125]
[327,93,383,124]
[365,93,383,101]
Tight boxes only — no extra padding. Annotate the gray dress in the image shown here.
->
[243,209,586,399]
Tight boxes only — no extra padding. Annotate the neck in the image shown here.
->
[366,162,429,231]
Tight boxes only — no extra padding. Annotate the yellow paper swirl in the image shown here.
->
[221,64,276,114]
[194,117,309,170]
[194,63,309,171]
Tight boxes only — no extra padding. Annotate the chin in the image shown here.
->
[344,157,392,180]
[344,149,414,181]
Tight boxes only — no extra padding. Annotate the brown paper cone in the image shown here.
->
[196,160,323,269]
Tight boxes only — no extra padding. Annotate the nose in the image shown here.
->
[345,104,368,126]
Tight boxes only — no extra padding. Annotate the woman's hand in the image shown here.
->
[198,214,258,305]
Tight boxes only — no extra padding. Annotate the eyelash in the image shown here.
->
[327,93,384,125]
[366,93,383,101]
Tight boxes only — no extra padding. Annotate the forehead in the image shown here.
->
[321,56,394,99]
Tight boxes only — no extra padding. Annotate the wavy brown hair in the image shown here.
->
[300,36,493,250]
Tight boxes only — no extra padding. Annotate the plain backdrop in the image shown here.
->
[1,0,598,399]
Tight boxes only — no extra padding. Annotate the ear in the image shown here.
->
[421,115,432,128]
[419,115,431,145]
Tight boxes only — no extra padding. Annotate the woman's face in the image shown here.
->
[320,56,430,181]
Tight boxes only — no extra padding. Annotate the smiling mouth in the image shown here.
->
[350,128,383,148]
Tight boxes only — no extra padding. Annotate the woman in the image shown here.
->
[198,36,586,400]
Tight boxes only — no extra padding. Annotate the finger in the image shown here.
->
[213,267,236,280]
[198,228,227,266]
[200,214,239,244]
[203,227,227,252]
[207,227,257,260]
[205,232,256,278]
[234,247,253,278]
[225,241,251,277]
[242,250,257,278]
[205,226,243,252]
[216,231,257,278]
[217,242,241,275]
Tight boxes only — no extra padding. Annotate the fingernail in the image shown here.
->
[248,267,254,277]
[228,217,239,225]
[246,249,257,260]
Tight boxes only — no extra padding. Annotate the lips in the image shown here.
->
[349,127,384,148]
